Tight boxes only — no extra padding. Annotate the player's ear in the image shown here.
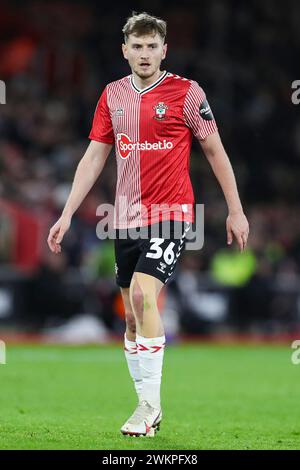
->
[122,43,128,60]
[162,43,167,60]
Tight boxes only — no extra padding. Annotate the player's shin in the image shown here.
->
[124,334,143,402]
[136,334,166,410]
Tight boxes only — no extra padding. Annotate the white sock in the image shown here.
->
[124,334,142,402]
[136,334,166,410]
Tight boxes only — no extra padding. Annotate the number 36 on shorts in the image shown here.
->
[146,238,176,265]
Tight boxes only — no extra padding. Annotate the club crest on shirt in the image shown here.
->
[153,102,168,121]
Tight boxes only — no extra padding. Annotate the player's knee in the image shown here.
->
[125,312,136,333]
[142,292,156,312]
[131,284,156,316]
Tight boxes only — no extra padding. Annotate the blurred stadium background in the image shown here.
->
[0,0,300,343]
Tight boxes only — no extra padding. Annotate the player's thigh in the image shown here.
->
[133,272,164,297]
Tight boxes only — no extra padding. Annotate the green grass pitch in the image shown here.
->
[0,343,299,450]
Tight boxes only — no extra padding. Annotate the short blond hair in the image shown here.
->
[122,12,167,43]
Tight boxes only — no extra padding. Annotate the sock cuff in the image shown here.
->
[136,334,165,345]
[124,333,136,347]
[136,335,166,354]
[124,333,138,355]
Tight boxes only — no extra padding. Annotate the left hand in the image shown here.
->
[226,210,249,252]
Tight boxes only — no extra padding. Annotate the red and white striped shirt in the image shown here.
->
[89,71,217,228]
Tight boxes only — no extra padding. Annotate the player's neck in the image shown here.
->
[132,69,165,91]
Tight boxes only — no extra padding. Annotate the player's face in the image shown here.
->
[122,33,167,80]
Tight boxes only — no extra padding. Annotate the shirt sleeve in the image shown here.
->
[89,86,114,144]
[183,81,218,140]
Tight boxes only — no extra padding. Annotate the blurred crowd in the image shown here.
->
[0,0,300,334]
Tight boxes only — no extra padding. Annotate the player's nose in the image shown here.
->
[140,48,150,59]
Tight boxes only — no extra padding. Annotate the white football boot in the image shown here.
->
[121,400,162,437]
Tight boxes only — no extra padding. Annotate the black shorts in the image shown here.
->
[114,221,191,288]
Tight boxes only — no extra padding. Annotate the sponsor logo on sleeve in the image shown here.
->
[199,99,214,121]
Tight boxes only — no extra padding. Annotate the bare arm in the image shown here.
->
[48,140,112,253]
[199,131,249,251]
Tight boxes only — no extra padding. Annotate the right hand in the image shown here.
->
[226,210,249,252]
[47,215,71,254]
